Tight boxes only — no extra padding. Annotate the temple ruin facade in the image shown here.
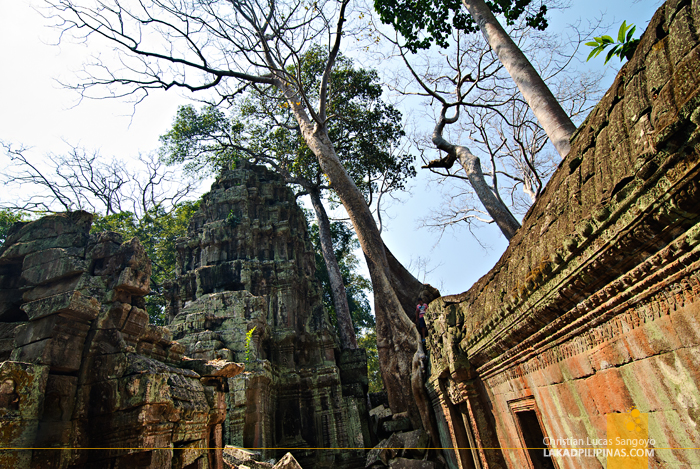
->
[3,1,700,468]
[0,161,372,468]
[164,162,370,468]
[425,1,700,468]
[0,211,241,468]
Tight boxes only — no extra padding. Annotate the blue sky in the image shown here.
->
[0,0,665,296]
[379,0,665,294]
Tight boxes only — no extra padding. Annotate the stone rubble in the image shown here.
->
[365,402,441,469]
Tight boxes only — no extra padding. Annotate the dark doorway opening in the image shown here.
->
[515,409,556,469]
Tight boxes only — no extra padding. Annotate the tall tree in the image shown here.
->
[45,0,440,434]
[309,220,374,335]
[310,219,382,393]
[374,0,577,158]
[160,47,415,349]
[376,9,602,240]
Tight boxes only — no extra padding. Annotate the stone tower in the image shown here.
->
[165,162,370,468]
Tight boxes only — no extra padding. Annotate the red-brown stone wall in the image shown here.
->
[0,212,242,469]
[426,1,700,468]
[485,298,700,468]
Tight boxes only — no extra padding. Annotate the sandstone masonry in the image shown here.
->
[165,161,371,468]
[425,2,700,468]
[0,211,242,468]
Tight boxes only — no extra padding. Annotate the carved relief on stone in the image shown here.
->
[166,162,370,468]
[446,379,465,406]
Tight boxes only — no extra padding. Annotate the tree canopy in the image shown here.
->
[390,17,602,240]
[160,46,416,214]
[375,0,549,52]
[46,0,442,433]
[159,46,416,350]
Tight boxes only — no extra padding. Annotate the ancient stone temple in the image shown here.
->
[0,211,241,468]
[165,161,371,468]
[425,1,700,468]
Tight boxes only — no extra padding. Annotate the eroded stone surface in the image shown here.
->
[272,452,304,469]
[166,162,370,468]
[425,2,700,468]
[0,211,241,468]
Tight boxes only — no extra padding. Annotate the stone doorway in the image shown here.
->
[509,397,556,469]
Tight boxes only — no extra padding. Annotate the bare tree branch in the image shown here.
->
[1,142,198,217]
[379,14,604,240]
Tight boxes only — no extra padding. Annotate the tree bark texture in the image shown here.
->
[300,123,435,434]
[456,147,521,240]
[308,188,358,350]
[461,0,577,158]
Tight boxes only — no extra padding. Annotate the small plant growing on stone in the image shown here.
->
[226,210,241,228]
[586,21,640,64]
[244,326,256,363]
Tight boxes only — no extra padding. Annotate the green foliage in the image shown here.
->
[0,209,28,248]
[586,21,640,64]
[91,201,200,325]
[226,211,241,228]
[244,326,256,363]
[159,47,407,356]
[159,46,415,203]
[374,0,549,52]
[309,221,375,335]
[358,330,384,392]
[160,105,240,175]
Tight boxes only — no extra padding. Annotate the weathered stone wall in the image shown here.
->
[426,1,700,468]
[165,162,370,468]
[0,211,241,468]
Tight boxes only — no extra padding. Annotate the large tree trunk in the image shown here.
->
[428,111,522,240]
[301,123,437,437]
[456,147,521,240]
[462,0,576,158]
[384,242,441,311]
[308,188,358,350]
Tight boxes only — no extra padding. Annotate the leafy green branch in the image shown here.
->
[244,326,256,363]
[586,21,640,64]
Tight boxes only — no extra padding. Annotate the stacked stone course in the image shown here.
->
[0,211,241,468]
[425,1,700,468]
[165,161,370,468]
[0,161,372,469]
